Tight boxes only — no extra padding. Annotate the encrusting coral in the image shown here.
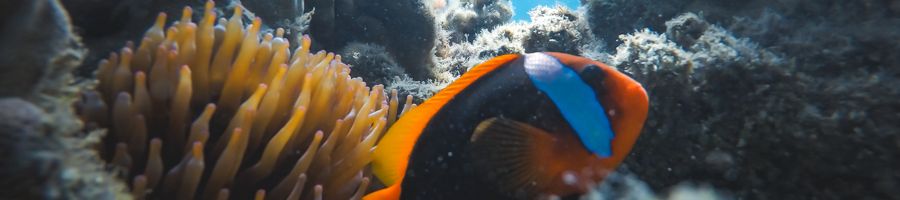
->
[77,2,414,199]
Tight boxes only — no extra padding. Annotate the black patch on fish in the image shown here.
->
[400,56,575,199]
[578,64,608,101]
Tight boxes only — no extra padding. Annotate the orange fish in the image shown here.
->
[365,52,649,199]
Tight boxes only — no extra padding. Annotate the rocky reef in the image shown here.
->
[0,0,127,198]
[588,1,900,199]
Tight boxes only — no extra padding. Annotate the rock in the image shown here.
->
[602,11,900,199]
[307,0,438,80]
[0,0,128,199]
[340,42,407,86]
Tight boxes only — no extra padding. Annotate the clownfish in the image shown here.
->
[364,52,649,199]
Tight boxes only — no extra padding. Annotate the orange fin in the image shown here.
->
[473,118,606,197]
[469,118,560,198]
[362,182,401,200]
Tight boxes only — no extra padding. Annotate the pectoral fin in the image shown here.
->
[469,117,560,198]
[471,117,606,197]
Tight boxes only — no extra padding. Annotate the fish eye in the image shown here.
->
[578,64,607,98]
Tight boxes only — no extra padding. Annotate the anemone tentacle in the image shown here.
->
[79,2,416,199]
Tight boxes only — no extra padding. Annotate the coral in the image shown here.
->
[384,76,444,103]
[582,171,656,200]
[583,169,728,200]
[583,0,900,72]
[1,0,75,98]
[606,29,690,88]
[521,6,591,54]
[582,0,680,47]
[377,4,603,101]
[440,0,513,43]
[306,0,438,80]
[577,0,900,196]
[0,0,128,199]
[426,5,599,100]
[436,22,526,80]
[663,13,709,48]
[242,0,306,30]
[663,184,722,200]
[78,2,413,199]
[604,12,900,199]
[339,43,406,87]
[470,0,513,27]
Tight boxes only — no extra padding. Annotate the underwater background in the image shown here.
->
[0,0,898,199]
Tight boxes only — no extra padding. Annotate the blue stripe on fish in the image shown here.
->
[523,52,614,157]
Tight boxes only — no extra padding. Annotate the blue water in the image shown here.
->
[511,0,580,21]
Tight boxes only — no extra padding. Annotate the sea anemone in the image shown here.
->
[77,2,414,199]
